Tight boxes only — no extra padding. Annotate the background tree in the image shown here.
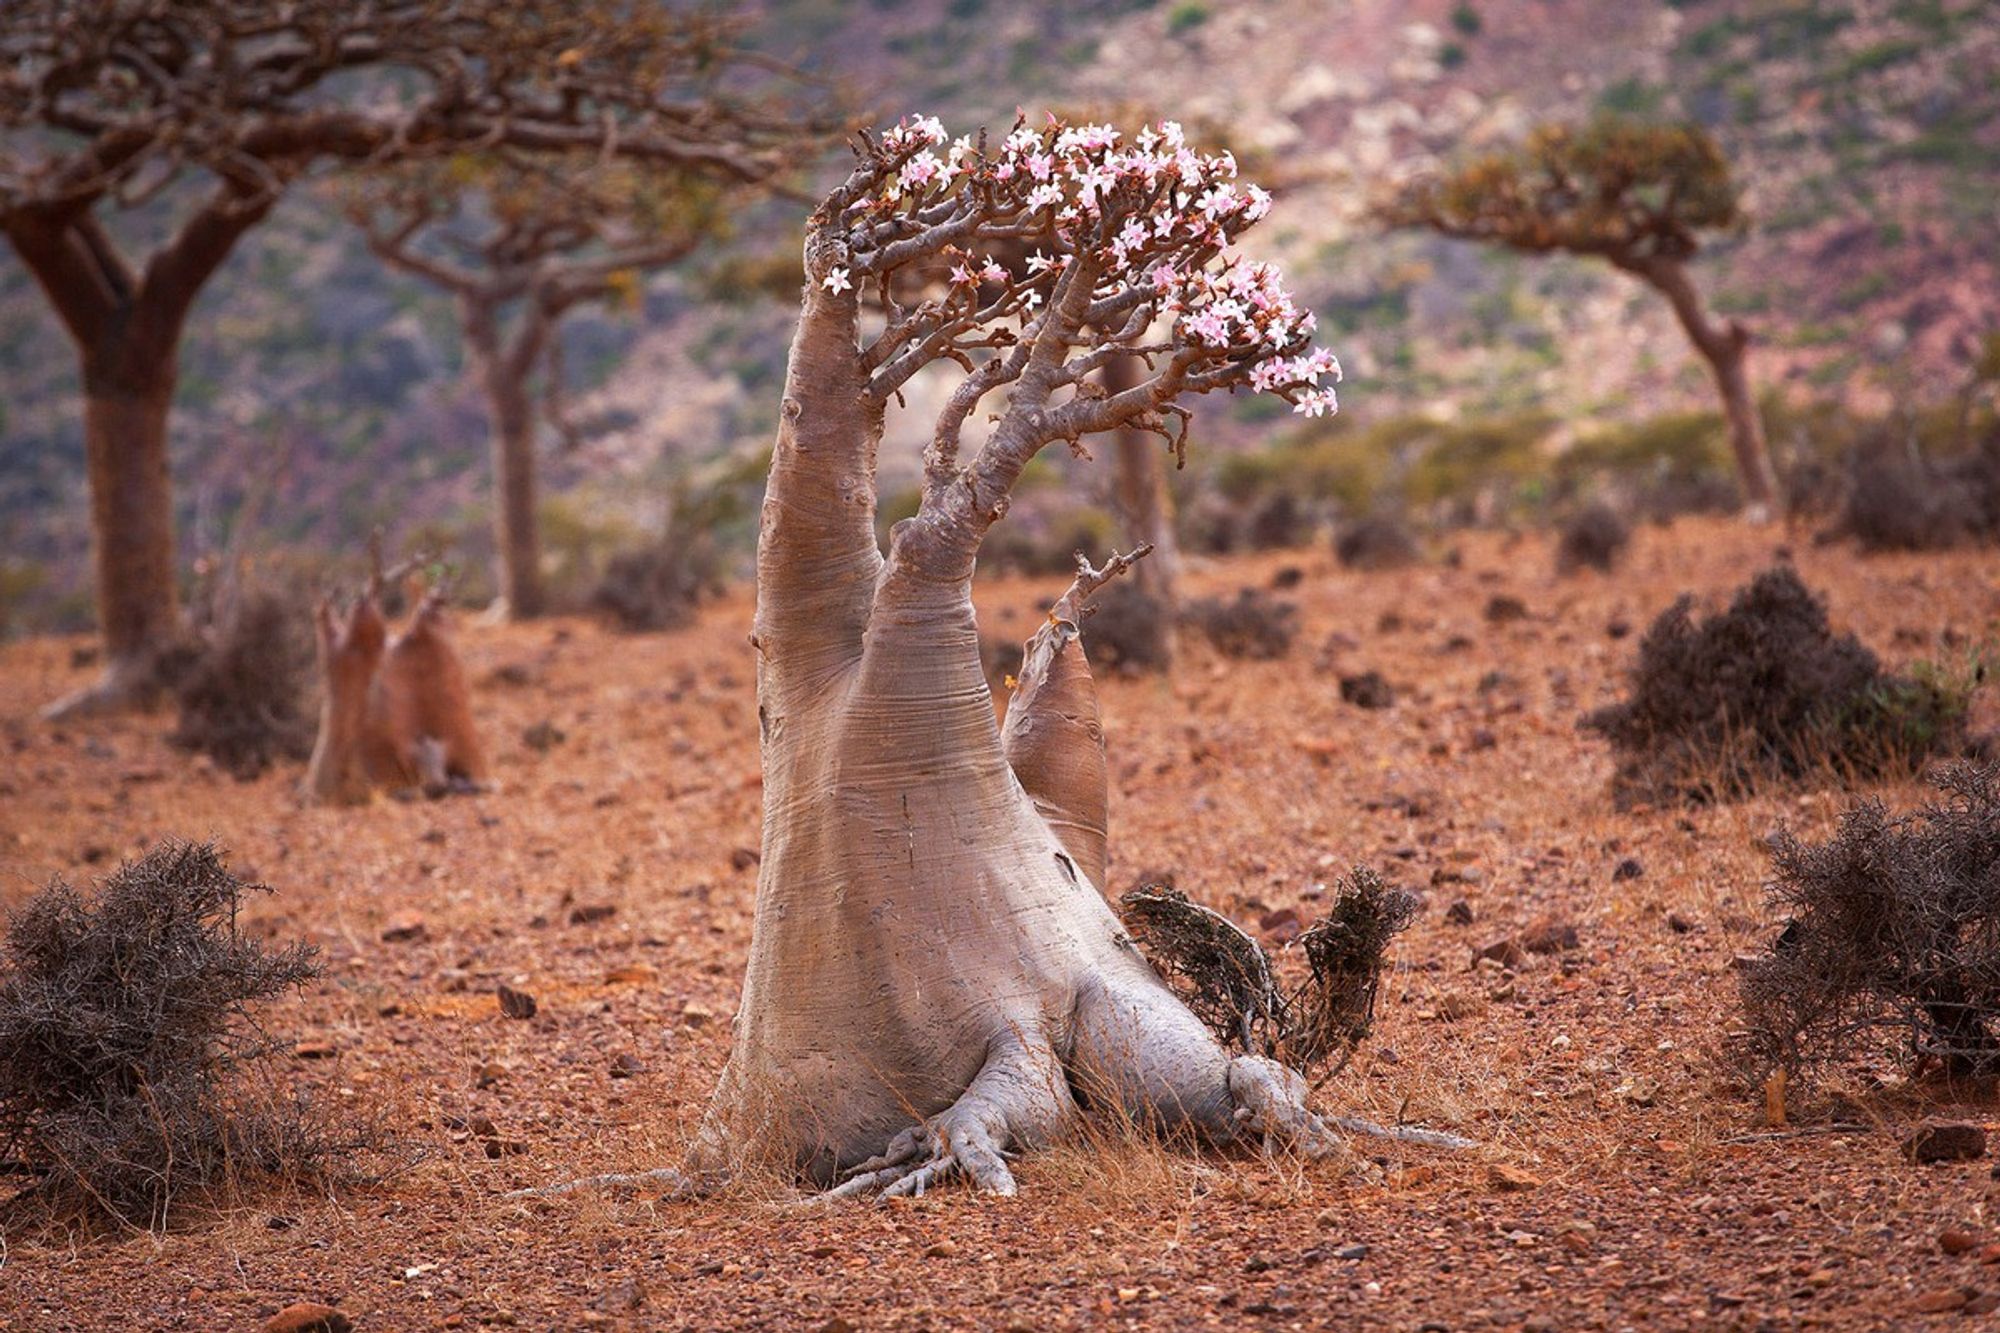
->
[1379,115,1783,517]
[348,158,742,619]
[0,0,802,715]
[663,114,1380,1197]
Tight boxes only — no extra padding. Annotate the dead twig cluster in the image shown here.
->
[1121,867,1419,1084]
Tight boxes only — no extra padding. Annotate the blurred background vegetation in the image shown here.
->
[3,0,1997,633]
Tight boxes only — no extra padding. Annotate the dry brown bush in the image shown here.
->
[1582,564,1972,806]
[0,843,351,1228]
[1180,588,1298,660]
[1740,762,2000,1081]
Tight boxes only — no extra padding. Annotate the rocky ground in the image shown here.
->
[3,516,1999,1330]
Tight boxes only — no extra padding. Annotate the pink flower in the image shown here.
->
[821,266,853,295]
[982,262,1008,283]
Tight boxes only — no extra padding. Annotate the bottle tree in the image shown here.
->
[685,115,1356,1196]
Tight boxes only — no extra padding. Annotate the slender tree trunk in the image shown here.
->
[462,294,548,619]
[1104,356,1181,666]
[1632,256,1782,518]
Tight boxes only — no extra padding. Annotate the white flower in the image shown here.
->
[821,266,853,295]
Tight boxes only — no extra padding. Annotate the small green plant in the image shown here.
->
[1167,0,1210,34]
[1450,2,1482,36]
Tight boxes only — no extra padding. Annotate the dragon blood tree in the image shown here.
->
[683,115,1355,1198]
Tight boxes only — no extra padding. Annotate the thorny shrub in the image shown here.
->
[1740,762,2000,1081]
[168,589,318,780]
[0,843,346,1228]
[589,533,721,633]
[1555,501,1631,575]
[1828,430,2000,553]
[1181,588,1298,659]
[1081,583,1173,674]
[1334,513,1421,571]
[1582,564,1973,806]
[1122,867,1418,1081]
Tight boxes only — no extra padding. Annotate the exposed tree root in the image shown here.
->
[40,656,169,722]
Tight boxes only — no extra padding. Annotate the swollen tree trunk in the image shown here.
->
[1104,355,1181,666]
[461,294,549,619]
[1630,255,1782,518]
[686,256,1342,1197]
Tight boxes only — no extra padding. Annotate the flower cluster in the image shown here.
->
[828,113,1341,419]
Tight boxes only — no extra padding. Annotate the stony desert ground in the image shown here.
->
[3,515,1999,1331]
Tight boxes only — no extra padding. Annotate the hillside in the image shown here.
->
[2,0,1995,625]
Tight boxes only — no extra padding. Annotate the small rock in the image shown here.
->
[475,1061,509,1088]
[1339,671,1395,710]
[292,1039,339,1060]
[497,984,537,1020]
[1666,911,1695,934]
[680,1001,716,1027]
[522,720,566,753]
[1520,918,1580,955]
[1941,1229,1983,1256]
[1334,1243,1370,1260]
[381,911,427,943]
[1607,619,1631,639]
[1612,858,1644,882]
[1487,1164,1542,1192]
[1977,1242,2000,1264]
[1911,1288,1971,1314]
[1970,1292,2000,1315]
[1906,1122,1988,1164]
[1435,990,1485,1021]
[1484,594,1529,624]
[1314,1207,1341,1229]
[1473,937,1525,969]
[1259,907,1302,944]
[569,902,618,925]
[605,963,659,986]
[263,1304,352,1333]
[609,1052,647,1079]
[730,846,761,872]
[1445,899,1475,926]
[1467,727,1498,751]
[924,1239,958,1258]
